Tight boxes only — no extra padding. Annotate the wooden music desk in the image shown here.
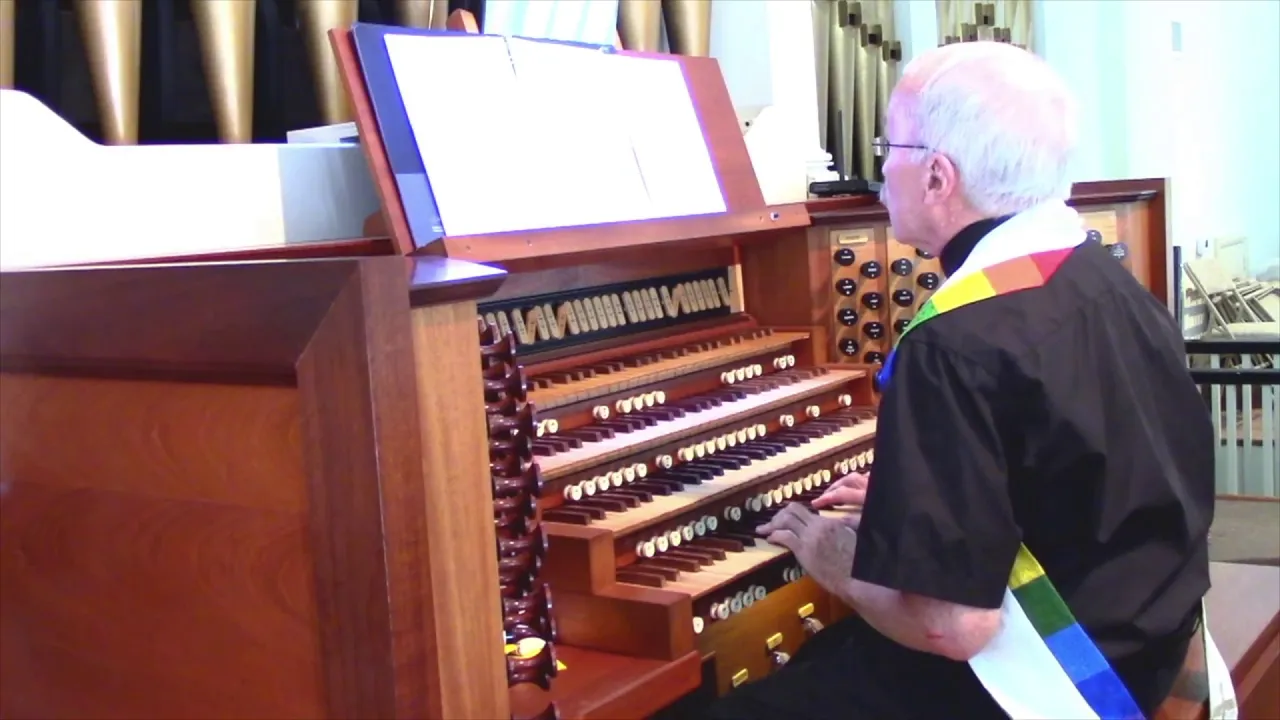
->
[1207,561,1280,718]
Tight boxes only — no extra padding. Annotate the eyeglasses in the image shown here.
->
[871,137,932,158]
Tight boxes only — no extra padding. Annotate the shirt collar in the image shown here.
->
[940,215,1014,276]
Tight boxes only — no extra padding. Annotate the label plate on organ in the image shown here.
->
[1079,210,1119,246]
[834,230,873,246]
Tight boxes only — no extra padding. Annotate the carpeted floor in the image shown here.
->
[1209,498,1280,566]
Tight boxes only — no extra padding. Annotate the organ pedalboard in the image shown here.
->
[829,228,946,368]
[477,267,878,702]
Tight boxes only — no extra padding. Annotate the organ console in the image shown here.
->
[5,9,1271,720]
[787,180,1179,366]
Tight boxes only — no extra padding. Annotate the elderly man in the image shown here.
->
[705,42,1232,720]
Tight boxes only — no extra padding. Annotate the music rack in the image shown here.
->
[328,18,808,269]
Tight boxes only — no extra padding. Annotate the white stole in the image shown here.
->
[942,201,1239,720]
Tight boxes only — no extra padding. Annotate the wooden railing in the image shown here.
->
[1186,339,1280,497]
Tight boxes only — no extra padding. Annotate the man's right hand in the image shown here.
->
[812,471,869,509]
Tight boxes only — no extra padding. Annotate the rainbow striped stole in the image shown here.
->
[875,246,1075,390]
[1010,546,1144,719]
[875,244,1147,717]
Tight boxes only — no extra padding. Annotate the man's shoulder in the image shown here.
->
[905,241,1166,373]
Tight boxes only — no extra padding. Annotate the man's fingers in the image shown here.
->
[811,485,866,509]
[765,529,799,550]
[835,471,869,490]
[756,503,814,536]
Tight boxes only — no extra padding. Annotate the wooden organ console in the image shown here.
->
[2,11,1276,720]
[737,178,1178,367]
[477,263,880,718]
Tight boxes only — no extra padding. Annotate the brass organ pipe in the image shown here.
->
[874,30,892,180]
[398,0,449,29]
[299,0,359,125]
[75,0,142,145]
[0,0,14,88]
[852,23,878,181]
[828,2,853,178]
[813,0,833,151]
[618,0,662,51]
[192,0,257,144]
[662,0,711,57]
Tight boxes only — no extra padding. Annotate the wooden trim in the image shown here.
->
[1216,494,1280,504]
[438,205,809,268]
[407,255,508,308]
[408,300,511,717]
[330,27,417,257]
[84,236,396,266]
[294,259,439,717]
[0,256,485,717]
[0,260,360,384]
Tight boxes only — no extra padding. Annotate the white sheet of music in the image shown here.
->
[384,33,551,237]
[505,37,656,228]
[603,53,726,218]
[384,32,726,237]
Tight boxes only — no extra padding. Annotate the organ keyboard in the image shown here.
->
[478,269,880,713]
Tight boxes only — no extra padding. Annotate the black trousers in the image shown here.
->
[700,614,1004,720]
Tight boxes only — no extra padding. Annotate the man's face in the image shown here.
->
[879,102,927,249]
[879,98,953,256]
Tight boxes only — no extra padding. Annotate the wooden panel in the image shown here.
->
[739,229,829,329]
[697,578,834,695]
[1207,562,1280,682]
[803,178,1172,306]
[0,376,304,510]
[88,236,397,266]
[0,256,511,719]
[408,301,510,718]
[737,227,830,366]
[294,260,439,719]
[832,226,886,365]
[0,377,325,719]
[0,260,359,384]
[885,226,944,348]
[441,205,809,269]
[509,646,703,720]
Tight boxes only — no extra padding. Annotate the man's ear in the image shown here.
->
[924,154,959,202]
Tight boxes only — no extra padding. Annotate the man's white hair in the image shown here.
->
[895,42,1079,217]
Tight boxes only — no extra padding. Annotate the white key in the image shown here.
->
[591,420,876,536]
[541,370,864,479]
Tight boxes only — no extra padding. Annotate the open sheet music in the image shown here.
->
[382,33,726,237]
